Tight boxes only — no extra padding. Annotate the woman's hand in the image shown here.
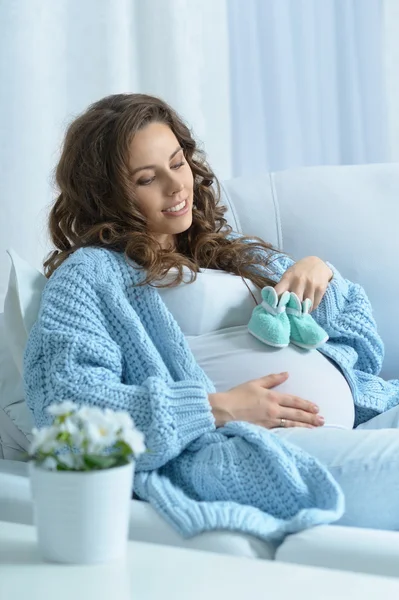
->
[274,256,333,311]
[209,373,324,429]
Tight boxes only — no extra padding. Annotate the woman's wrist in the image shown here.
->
[208,392,231,428]
[324,261,334,282]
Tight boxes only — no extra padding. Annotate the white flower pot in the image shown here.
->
[29,461,134,564]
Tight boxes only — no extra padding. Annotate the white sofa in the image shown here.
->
[1,163,399,576]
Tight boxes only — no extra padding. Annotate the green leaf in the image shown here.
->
[56,462,71,471]
[35,451,54,463]
[56,431,71,444]
[82,455,117,470]
[113,440,133,456]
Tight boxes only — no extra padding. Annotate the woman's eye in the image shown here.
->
[136,161,184,184]
[137,177,155,186]
[172,161,185,170]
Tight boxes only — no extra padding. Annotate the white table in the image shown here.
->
[1,521,399,600]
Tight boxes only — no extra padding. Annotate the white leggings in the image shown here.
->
[273,404,399,530]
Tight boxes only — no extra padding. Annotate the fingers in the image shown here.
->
[273,419,316,429]
[275,393,324,427]
[284,273,306,302]
[312,286,326,311]
[273,280,290,297]
[275,277,326,310]
[279,394,319,414]
[277,282,323,312]
[275,274,306,301]
[256,372,289,388]
[303,284,314,308]
[278,407,325,428]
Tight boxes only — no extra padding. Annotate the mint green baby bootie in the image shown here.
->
[286,293,329,350]
[248,286,291,348]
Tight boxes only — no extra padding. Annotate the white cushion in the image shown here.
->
[0,314,34,460]
[3,249,47,375]
[276,524,399,578]
[274,164,399,380]
[221,164,399,379]
[221,176,281,247]
[0,460,274,560]
[0,248,45,460]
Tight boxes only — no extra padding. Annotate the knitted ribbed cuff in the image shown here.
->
[166,382,216,448]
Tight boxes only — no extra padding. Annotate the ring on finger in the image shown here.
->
[280,418,287,428]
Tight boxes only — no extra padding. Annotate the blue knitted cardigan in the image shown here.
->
[24,243,399,542]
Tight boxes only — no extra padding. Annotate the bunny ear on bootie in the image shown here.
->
[286,292,302,314]
[278,290,291,309]
[261,287,291,312]
[261,286,279,308]
[248,286,291,348]
[287,294,313,317]
[302,298,313,315]
[286,292,329,350]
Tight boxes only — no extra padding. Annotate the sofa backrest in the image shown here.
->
[221,163,399,380]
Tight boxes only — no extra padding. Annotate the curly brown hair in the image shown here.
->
[45,93,278,290]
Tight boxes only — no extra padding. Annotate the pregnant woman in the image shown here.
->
[24,94,399,542]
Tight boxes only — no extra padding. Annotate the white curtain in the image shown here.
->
[0,0,232,306]
[228,0,389,175]
[0,0,392,305]
[383,0,399,162]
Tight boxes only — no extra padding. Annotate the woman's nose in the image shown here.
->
[167,176,184,196]
[164,171,184,196]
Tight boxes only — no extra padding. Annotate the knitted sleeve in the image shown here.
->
[233,234,384,375]
[24,262,215,472]
[311,263,384,375]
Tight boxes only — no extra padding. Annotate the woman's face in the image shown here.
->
[128,122,194,249]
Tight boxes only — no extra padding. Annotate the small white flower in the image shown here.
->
[31,402,145,471]
[47,401,78,417]
[58,418,85,446]
[29,426,59,455]
[82,421,117,453]
[112,411,134,432]
[121,428,146,456]
[76,406,104,421]
[41,456,58,471]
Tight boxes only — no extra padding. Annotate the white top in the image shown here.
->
[1,521,398,600]
[157,269,355,429]
[156,267,262,335]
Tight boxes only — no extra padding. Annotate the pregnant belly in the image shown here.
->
[187,325,355,429]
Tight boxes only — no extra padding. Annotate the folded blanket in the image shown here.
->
[136,421,344,542]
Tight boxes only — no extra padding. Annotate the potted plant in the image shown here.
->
[28,401,145,564]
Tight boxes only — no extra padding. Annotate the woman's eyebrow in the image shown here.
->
[131,146,182,176]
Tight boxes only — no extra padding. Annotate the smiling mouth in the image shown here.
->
[162,199,188,213]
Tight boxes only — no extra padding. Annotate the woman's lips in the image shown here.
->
[162,198,190,216]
